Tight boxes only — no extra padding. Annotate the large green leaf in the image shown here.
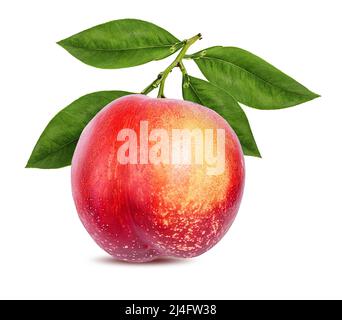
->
[189,46,319,109]
[183,75,260,157]
[58,19,182,69]
[26,91,132,169]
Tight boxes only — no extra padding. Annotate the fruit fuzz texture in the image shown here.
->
[71,95,245,262]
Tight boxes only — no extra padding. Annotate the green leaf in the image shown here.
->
[182,75,261,157]
[26,91,132,169]
[189,46,319,109]
[58,19,182,69]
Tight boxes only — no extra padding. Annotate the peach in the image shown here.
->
[71,95,244,262]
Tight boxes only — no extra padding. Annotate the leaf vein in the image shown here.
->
[61,42,180,53]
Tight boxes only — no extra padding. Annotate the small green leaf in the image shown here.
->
[26,91,132,169]
[58,19,182,69]
[182,75,260,157]
[189,46,319,109]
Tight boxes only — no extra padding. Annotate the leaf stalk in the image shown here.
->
[141,33,201,97]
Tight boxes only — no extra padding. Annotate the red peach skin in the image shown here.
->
[71,95,245,262]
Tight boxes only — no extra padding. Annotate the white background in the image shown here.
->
[0,0,341,299]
